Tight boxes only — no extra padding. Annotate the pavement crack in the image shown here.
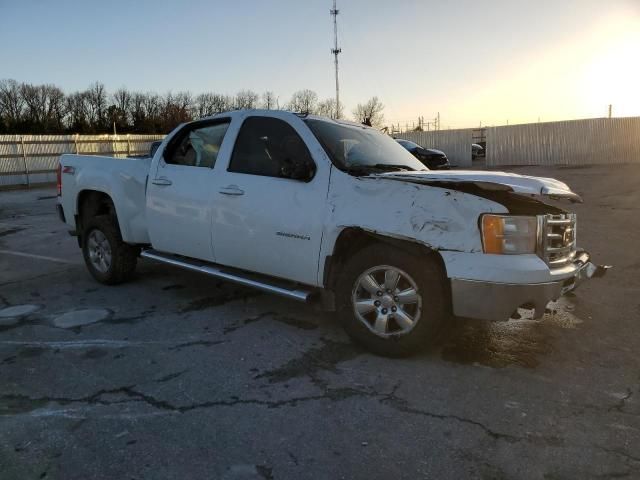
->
[380,394,521,443]
[0,386,138,415]
[155,370,189,383]
[1,383,383,416]
[255,339,362,384]
[595,445,640,465]
[592,472,632,479]
[118,388,180,412]
[176,384,380,412]
[167,340,226,351]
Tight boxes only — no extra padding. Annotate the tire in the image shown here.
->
[336,243,447,357]
[82,215,138,285]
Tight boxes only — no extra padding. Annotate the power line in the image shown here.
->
[330,0,341,119]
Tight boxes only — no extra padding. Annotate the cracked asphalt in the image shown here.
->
[1,164,639,479]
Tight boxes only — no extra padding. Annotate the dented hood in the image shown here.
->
[377,170,582,203]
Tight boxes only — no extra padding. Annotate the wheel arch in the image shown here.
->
[76,190,120,247]
[324,227,448,291]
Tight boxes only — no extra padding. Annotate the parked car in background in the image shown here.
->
[395,139,450,169]
[472,143,484,160]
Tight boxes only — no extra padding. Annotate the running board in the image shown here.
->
[140,249,312,302]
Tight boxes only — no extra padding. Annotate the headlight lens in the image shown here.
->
[481,214,537,254]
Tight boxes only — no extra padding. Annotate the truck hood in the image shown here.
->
[376,170,582,203]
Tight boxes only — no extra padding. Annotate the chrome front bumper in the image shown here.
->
[450,251,609,321]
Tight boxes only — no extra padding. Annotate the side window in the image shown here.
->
[165,121,230,168]
[228,117,315,181]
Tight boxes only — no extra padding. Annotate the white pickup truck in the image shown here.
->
[56,110,606,356]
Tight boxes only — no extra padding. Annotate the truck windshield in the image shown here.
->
[304,119,427,173]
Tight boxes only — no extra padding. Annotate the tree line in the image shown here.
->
[0,79,385,134]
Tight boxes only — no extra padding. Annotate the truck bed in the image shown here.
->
[58,154,152,244]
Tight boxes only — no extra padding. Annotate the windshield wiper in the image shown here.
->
[343,163,415,175]
[372,163,415,172]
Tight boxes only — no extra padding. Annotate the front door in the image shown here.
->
[146,119,231,261]
[211,114,329,286]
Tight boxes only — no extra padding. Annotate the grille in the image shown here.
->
[539,213,577,268]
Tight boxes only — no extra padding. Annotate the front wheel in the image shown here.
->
[336,244,447,357]
[82,215,138,285]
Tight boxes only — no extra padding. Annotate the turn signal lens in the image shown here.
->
[481,215,537,254]
[482,215,504,254]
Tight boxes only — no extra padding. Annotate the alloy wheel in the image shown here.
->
[351,265,422,337]
[87,229,112,273]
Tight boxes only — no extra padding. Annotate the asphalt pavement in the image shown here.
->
[1,164,639,479]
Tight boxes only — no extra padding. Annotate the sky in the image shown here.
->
[1,0,639,128]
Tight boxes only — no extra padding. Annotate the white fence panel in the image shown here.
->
[397,129,473,167]
[486,117,640,166]
[0,134,164,188]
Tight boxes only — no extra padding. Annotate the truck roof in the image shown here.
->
[200,109,372,130]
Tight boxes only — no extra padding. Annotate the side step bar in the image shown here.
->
[140,249,313,302]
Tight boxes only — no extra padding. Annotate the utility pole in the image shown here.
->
[608,104,612,118]
[330,0,342,119]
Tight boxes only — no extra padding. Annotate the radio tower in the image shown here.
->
[330,0,341,119]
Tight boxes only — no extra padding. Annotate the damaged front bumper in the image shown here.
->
[450,251,609,321]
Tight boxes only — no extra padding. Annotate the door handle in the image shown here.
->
[219,185,245,196]
[151,177,172,186]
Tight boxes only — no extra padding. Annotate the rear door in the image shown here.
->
[146,119,231,261]
[210,113,330,286]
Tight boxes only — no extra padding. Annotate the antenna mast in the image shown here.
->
[330,0,341,119]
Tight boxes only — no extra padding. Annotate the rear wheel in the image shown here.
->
[82,215,138,285]
[336,244,447,357]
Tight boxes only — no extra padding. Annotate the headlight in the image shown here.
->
[481,214,537,254]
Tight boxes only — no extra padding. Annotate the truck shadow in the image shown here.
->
[440,298,581,368]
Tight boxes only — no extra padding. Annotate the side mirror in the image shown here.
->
[150,141,162,158]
